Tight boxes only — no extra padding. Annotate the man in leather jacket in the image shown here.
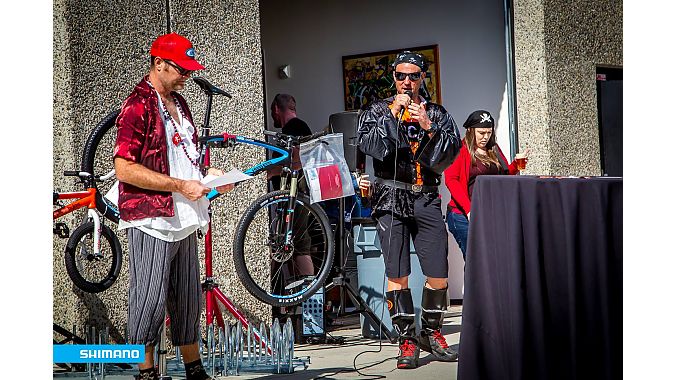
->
[357,51,461,369]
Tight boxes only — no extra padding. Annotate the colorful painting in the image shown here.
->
[342,45,441,111]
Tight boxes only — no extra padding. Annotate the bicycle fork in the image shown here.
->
[280,171,300,248]
[87,208,103,258]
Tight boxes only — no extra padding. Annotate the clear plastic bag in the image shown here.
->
[299,133,355,204]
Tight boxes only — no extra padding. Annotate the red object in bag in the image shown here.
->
[317,164,343,200]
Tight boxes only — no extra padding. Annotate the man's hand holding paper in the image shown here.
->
[203,168,253,193]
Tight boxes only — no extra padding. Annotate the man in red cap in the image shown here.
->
[114,32,231,380]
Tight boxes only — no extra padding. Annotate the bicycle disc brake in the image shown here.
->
[269,236,294,263]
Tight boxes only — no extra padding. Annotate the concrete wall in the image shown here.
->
[53,0,268,342]
[513,0,622,175]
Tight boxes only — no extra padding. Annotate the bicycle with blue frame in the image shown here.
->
[80,77,335,307]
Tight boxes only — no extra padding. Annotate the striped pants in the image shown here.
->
[126,228,202,346]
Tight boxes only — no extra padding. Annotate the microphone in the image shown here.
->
[398,90,414,123]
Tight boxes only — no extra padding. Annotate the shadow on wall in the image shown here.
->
[74,289,127,344]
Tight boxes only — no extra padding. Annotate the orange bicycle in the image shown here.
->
[53,170,122,293]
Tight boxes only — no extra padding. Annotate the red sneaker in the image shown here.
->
[419,330,458,361]
[396,338,420,369]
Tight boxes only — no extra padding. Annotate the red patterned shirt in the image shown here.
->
[114,76,197,221]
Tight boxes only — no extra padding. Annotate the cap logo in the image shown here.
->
[480,113,492,124]
[185,47,195,58]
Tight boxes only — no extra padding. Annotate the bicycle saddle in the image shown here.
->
[193,76,232,98]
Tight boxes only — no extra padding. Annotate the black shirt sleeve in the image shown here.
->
[281,118,312,137]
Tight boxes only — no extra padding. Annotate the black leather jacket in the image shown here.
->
[358,97,460,183]
[358,96,461,217]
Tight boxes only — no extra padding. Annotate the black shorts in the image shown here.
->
[374,193,448,278]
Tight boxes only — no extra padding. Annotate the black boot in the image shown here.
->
[386,288,420,369]
[418,287,458,361]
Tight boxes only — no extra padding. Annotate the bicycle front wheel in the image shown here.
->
[233,190,334,306]
[64,221,123,293]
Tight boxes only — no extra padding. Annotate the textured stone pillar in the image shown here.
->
[53,0,267,344]
[170,0,270,327]
[513,0,622,176]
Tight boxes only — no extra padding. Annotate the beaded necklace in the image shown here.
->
[149,81,201,169]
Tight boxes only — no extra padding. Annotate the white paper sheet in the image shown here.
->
[104,180,119,206]
[201,169,253,188]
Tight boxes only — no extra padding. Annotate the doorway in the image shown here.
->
[596,67,622,176]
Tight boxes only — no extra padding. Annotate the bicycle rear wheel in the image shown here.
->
[64,221,123,293]
[233,190,334,306]
[80,109,121,223]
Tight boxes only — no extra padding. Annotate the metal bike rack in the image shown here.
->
[154,318,309,377]
[51,324,110,380]
[54,319,309,379]
[200,318,309,377]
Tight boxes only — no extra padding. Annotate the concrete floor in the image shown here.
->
[54,306,462,379]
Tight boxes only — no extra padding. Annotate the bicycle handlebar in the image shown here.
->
[99,169,116,181]
[63,170,116,182]
[299,129,330,143]
[263,129,330,145]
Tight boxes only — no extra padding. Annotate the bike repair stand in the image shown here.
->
[324,196,395,343]
[199,84,272,361]
[176,76,310,377]
[192,77,273,376]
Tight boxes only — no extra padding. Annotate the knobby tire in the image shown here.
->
[232,190,334,306]
[80,109,121,223]
[64,221,123,293]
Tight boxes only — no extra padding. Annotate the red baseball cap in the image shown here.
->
[150,32,205,71]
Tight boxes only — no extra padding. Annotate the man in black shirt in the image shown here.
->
[271,93,311,137]
[268,93,311,190]
[267,94,314,327]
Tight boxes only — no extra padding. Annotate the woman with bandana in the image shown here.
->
[357,51,462,369]
[444,110,528,260]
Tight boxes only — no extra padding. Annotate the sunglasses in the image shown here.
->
[394,71,422,81]
[164,59,193,76]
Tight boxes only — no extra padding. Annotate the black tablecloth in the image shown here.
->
[458,176,622,380]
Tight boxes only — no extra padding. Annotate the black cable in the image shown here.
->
[351,96,408,377]
[314,355,396,380]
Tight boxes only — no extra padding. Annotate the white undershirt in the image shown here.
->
[118,91,210,242]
